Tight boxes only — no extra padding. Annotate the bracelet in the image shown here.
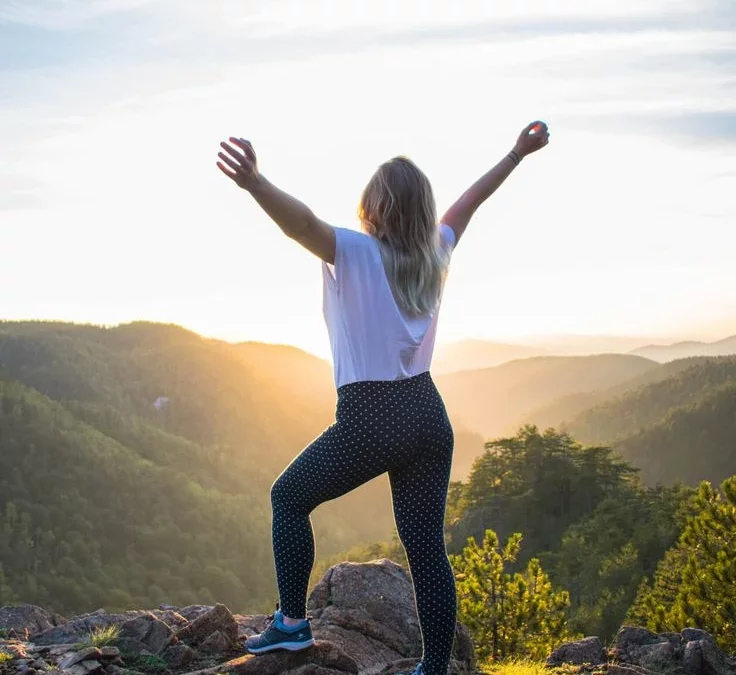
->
[507,150,521,166]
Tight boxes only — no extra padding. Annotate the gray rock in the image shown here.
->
[31,659,49,670]
[637,641,676,670]
[162,643,195,669]
[64,665,90,675]
[683,641,703,674]
[546,636,606,666]
[700,637,733,675]
[114,614,173,657]
[198,630,231,654]
[660,632,683,648]
[59,648,102,670]
[176,606,213,623]
[0,606,65,638]
[78,661,102,674]
[614,626,668,663]
[98,648,119,661]
[175,604,237,650]
[682,628,715,645]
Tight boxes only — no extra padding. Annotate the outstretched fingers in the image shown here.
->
[230,137,256,162]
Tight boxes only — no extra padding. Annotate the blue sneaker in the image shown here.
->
[246,606,315,654]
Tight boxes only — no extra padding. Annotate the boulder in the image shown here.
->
[31,610,184,647]
[307,559,474,675]
[114,614,173,656]
[699,638,733,675]
[0,607,64,638]
[614,627,668,663]
[97,647,119,661]
[229,641,358,675]
[162,643,195,669]
[177,606,214,623]
[175,604,238,651]
[58,648,102,670]
[546,636,606,667]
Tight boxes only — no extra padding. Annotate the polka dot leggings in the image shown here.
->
[270,371,457,675]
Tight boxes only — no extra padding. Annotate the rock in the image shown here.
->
[683,641,703,674]
[229,640,357,675]
[546,636,606,666]
[158,605,178,613]
[30,660,48,671]
[175,604,238,650]
[607,666,659,675]
[307,559,475,675]
[614,626,668,663]
[32,610,181,647]
[637,641,676,670]
[0,607,65,638]
[114,614,173,656]
[65,666,90,675]
[59,648,102,670]
[198,630,232,654]
[2,644,29,659]
[176,606,214,623]
[660,632,682,648]
[98,648,119,661]
[162,643,195,669]
[700,637,733,675]
[682,628,715,645]
[78,661,103,674]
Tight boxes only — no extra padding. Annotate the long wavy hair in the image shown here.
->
[358,156,449,316]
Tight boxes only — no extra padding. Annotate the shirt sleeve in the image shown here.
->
[439,223,456,251]
[323,226,377,291]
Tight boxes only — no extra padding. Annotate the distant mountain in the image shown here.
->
[630,334,736,362]
[432,340,547,374]
[525,356,715,431]
[561,356,736,486]
[521,334,664,355]
[435,354,657,438]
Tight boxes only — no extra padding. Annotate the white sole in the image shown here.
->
[247,638,315,654]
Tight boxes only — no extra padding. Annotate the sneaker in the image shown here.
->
[246,606,315,654]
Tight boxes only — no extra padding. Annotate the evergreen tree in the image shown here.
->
[451,529,577,663]
[628,477,736,652]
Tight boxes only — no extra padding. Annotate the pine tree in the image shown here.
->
[451,529,578,663]
[628,477,736,652]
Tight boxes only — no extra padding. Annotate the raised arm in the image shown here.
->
[440,121,550,245]
[217,137,336,264]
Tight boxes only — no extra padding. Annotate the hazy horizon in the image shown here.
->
[2,0,735,359]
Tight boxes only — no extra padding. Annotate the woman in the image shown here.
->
[216,121,550,675]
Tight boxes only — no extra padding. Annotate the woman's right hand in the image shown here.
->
[513,121,550,158]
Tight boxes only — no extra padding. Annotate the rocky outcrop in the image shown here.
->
[550,626,736,675]
[307,559,475,675]
[546,636,606,667]
[0,559,475,675]
[0,606,64,639]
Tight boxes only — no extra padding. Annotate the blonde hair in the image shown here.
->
[358,156,449,316]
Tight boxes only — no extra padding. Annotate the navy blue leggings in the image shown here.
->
[270,371,456,675]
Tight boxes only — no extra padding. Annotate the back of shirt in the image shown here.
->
[322,223,456,388]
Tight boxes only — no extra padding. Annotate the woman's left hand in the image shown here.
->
[217,137,260,191]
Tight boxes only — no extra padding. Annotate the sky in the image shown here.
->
[1,0,735,358]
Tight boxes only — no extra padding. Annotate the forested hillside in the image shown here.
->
[435,354,657,437]
[562,357,736,485]
[0,322,396,615]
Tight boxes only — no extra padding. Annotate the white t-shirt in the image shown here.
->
[322,223,456,388]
